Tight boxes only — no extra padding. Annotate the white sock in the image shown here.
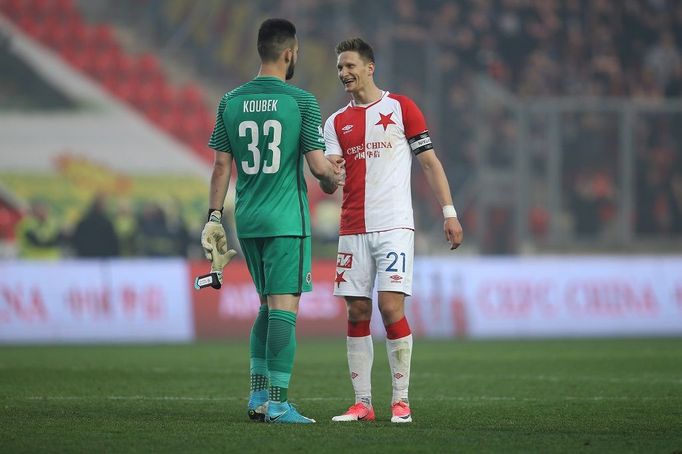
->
[347,335,373,407]
[386,334,412,403]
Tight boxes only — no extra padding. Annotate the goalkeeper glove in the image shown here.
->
[194,243,237,289]
[208,242,238,286]
[201,210,228,261]
[196,210,237,290]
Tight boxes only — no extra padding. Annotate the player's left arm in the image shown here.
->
[398,93,463,250]
[416,149,463,250]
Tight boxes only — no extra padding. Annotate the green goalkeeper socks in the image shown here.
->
[266,309,297,402]
[249,304,269,393]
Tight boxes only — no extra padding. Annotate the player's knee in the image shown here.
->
[346,298,372,321]
[379,306,404,325]
[348,305,371,321]
[378,298,405,325]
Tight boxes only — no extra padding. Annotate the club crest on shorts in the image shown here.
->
[336,252,353,269]
[335,270,347,288]
[306,272,312,284]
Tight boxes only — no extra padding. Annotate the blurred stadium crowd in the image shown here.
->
[1,0,681,257]
[12,195,193,259]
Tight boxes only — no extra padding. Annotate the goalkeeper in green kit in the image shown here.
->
[201,18,345,424]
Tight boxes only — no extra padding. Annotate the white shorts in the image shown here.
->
[333,229,414,298]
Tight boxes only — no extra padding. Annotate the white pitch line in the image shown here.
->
[428,396,681,402]
[2,365,679,385]
[415,373,682,385]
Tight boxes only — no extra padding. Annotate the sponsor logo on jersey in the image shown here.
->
[341,124,354,134]
[336,252,353,268]
[390,274,403,283]
[344,141,393,160]
[346,144,364,155]
[366,141,392,150]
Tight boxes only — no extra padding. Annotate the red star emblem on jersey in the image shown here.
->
[335,270,347,288]
[375,112,396,131]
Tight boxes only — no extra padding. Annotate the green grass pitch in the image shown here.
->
[1,338,681,453]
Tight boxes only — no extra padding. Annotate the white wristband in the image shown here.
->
[442,205,457,219]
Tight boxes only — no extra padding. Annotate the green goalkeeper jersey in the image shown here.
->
[208,76,325,238]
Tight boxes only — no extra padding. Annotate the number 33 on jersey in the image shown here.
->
[208,76,325,238]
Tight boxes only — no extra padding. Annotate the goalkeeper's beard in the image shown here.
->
[285,59,295,80]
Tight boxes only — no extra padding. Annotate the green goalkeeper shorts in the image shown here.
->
[239,236,312,296]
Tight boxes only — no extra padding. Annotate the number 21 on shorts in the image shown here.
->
[386,251,406,272]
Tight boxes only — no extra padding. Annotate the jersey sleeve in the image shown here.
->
[396,95,429,139]
[324,114,342,156]
[299,92,326,153]
[208,95,231,153]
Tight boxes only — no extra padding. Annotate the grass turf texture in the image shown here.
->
[1,339,681,453]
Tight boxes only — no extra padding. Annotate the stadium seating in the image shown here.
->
[0,0,215,164]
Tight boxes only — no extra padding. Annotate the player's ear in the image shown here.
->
[367,61,375,76]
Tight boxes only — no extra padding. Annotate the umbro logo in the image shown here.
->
[394,373,403,379]
[351,372,359,379]
[342,124,354,134]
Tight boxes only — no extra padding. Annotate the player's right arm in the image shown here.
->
[298,92,344,192]
[320,114,344,194]
[207,95,233,211]
[209,150,233,211]
[201,150,234,261]
[305,150,345,193]
[202,96,234,261]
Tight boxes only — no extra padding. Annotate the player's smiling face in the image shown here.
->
[337,51,373,94]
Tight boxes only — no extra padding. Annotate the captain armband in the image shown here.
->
[408,132,434,156]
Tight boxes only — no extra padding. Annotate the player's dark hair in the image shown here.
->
[257,18,297,63]
[335,37,375,63]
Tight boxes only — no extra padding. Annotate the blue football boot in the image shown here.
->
[247,389,268,422]
[265,401,316,424]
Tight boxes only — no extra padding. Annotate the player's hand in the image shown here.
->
[321,156,345,194]
[211,246,238,285]
[331,156,346,187]
[201,210,229,261]
[444,217,463,250]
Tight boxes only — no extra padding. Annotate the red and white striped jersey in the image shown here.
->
[324,91,429,235]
